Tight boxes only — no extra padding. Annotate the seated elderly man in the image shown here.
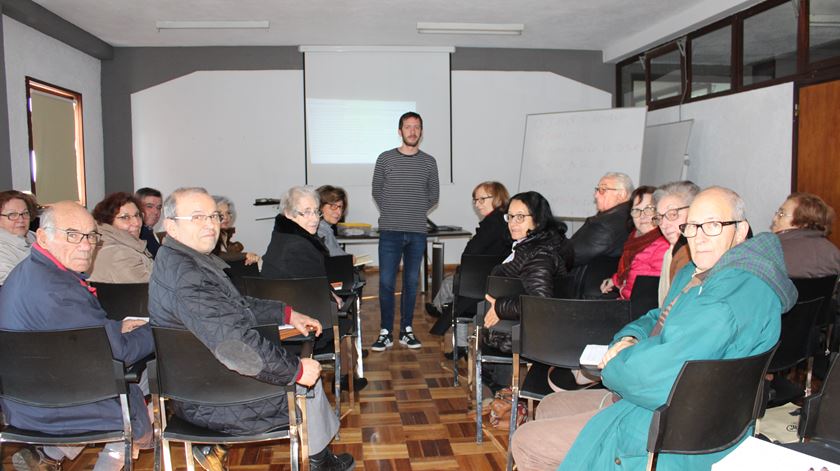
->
[511,186,796,471]
[148,187,354,471]
[0,201,153,471]
[135,187,163,257]
[570,173,633,296]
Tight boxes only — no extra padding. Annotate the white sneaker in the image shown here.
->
[371,329,393,352]
[399,326,422,349]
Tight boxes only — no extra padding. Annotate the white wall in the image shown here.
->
[131,70,611,263]
[647,82,793,234]
[3,16,104,207]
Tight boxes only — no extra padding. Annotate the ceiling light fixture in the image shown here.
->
[416,22,524,36]
[155,20,270,30]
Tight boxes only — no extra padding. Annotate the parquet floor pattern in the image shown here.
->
[2,269,511,471]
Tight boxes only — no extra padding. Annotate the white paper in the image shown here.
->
[579,344,608,366]
[278,324,295,331]
[712,436,838,470]
[123,316,149,321]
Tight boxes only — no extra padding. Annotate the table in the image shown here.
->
[337,229,472,297]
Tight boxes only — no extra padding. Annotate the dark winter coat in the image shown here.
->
[263,215,330,279]
[571,201,632,267]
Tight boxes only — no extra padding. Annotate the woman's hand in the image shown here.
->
[244,252,261,266]
[600,278,615,294]
[598,336,638,369]
[484,294,500,328]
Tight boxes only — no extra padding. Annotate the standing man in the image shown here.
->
[371,112,439,351]
[135,187,163,257]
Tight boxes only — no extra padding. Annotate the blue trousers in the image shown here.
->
[378,230,427,332]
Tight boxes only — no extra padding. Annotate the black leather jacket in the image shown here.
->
[491,227,574,320]
[570,201,632,267]
[149,237,299,435]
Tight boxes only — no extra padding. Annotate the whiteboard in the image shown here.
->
[518,108,647,218]
[639,120,693,186]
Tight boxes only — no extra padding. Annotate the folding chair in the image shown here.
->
[783,352,840,464]
[324,254,366,380]
[91,282,150,321]
[629,275,660,320]
[224,259,259,294]
[767,297,825,405]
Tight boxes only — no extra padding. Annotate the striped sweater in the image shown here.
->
[371,148,439,234]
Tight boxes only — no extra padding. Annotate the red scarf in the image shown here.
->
[615,229,663,285]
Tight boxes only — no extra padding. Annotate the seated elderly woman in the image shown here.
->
[213,195,260,266]
[600,185,669,300]
[317,185,351,257]
[88,192,154,283]
[652,181,701,305]
[0,190,38,285]
[771,192,840,278]
[481,191,575,391]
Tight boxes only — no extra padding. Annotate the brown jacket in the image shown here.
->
[88,223,154,283]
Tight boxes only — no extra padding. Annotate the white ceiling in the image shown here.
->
[33,0,764,62]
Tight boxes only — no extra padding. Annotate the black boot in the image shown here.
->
[309,447,355,471]
[444,347,468,361]
[425,302,442,318]
[340,374,369,392]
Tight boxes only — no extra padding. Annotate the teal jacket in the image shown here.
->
[560,233,797,471]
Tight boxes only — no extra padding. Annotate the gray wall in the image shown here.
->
[101,46,615,192]
[0,17,10,189]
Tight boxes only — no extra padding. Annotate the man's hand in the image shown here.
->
[244,252,261,266]
[484,294,500,328]
[600,278,615,294]
[289,310,322,336]
[296,358,322,387]
[598,336,638,369]
[121,318,147,333]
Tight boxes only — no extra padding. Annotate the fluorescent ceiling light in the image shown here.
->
[156,20,270,30]
[417,22,524,36]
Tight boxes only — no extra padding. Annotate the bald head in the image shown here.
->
[36,201,98,273]
[685,187,750,273]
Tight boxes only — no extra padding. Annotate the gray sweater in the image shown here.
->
[371,148,439,234]
[0,229,35,284]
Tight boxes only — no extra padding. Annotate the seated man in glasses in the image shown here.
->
[0,201,153,471]
[511,186,797,471]
[149,187,354,471]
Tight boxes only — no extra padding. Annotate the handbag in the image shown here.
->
[481,328,512,353]
[488,387,527,429]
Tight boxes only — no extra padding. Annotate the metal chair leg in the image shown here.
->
[298,394,310,471]
[475,353,484,444]
[184,441,196,471]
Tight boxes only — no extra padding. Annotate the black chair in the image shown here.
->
[784,353,840,464]
[224,259,259,294]
[324,254,365,381]
[792,275,839,358]
[472,276,526,443]
[767,297,825,406]
[0,327,134,471]
[568,256,621,299]
[629,275,660,320]
[91,282,150,321]
[448,254,506,386]
[645,345,777,471]
[505,296,632,470]
[242,276,345,421]
[149,325,304,471]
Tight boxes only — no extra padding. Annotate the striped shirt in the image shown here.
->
[371,148,440,234]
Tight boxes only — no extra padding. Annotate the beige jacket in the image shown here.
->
[0,229,35,284]
[88,223,154,283]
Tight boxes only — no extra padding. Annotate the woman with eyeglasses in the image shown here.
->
[88,192,154,283]
[600,185,669,300]
[652,181,700,305]
[212,195,261,266]
[316,185,351,257]
[771,192,840,278]
[0,190,38,285]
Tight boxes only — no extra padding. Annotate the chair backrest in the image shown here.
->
[91,282,150,321]
[457,254,506,300]
[792,275,838,327]
[485,275,526,299]
[0,327,126,407]
[242,276,334,328]
[224,259,260,294]
[808,353,840,442]
[324,254,354,288]
[647,345,777,456]
[515,296,632,368]
[150,325,289,405]
[769,297,824,372]
[569,256,621,299]
[630,275,660,320]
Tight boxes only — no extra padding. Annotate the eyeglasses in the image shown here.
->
[293,209,322,218]
[678,220,741,238]
[630,206,657,218]
[0,210,30,221]
[594,187,620,195]
[472,195,493,204]
[45,227,102,244]
[774,209,791,219]
[168,212,223,224]
[114,212,142,222]
[504,213,533,223]
[324,203,344,212]
[652,206,690,225]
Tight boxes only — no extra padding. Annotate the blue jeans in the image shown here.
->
[378,230,427,332]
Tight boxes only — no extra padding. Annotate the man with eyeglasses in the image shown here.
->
[135,187,163,257]
[512,186,797,471]
[149,187,354,471]
[0,201,154,471]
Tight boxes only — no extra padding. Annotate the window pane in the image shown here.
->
[620,59,646,107]
[650,49,682,102]
[743,1,798,86]
[810,0,840,64]
[691,26,732,98]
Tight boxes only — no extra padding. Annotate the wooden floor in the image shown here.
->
[2,269,511,471]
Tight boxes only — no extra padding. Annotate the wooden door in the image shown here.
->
[797,79,840,247]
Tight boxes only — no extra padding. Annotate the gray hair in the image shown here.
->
[282,186,320,216]
[40,205,57,240]
[653,180,701,207]
[705,185,747,221]
[213,195,237,225]
[601,172,634,194]
[163,187,210,219]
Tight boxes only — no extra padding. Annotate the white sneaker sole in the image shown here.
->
[399,339,422,349]
[370,342,393,352]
